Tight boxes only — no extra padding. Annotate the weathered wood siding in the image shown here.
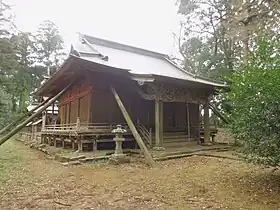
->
[91,89,153,126]
[60,104,66,124]
[59,80,92,124]
[92,90,125,124]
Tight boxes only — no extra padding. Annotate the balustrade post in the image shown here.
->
[76,117,81,132]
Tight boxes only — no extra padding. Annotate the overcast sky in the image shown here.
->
[8,0,182,55]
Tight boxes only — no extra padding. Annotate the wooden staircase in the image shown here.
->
[136,122,196,148]
[162,132,195,148]
[136,122,152,148]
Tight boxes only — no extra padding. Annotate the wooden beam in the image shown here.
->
[204,101,210,144]
[0,84,72,147]
[110,86,155,167]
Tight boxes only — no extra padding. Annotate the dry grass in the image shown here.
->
[1,140,280,209]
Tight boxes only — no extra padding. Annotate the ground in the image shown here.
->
[1,141,280,210]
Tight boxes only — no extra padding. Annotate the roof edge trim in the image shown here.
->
[164,57,227,87]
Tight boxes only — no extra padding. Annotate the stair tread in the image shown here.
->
[164,139,191,143]
[163,141,197,148]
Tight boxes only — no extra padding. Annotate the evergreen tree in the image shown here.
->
[35,20,65,76]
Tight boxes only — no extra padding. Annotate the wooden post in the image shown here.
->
[0,84,72,147]
[110,86,155,167]
[52,103,55,115]
[77,98,80,118]
[186,102,191,141]
[71,138,75,151]
[42,112,46,131]
[77,135,83,152]
[197,105,202,144]
[54,136,57,147]
[62,137,65,148]
[76,117,81,132]
[31,125,34,140]
[204,101,210,144]
[41,134,44,144]
[92,138,97,152]
[160,101,163,144]
[155,99,163,147]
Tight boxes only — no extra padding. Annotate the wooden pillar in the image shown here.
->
[92,138,97,152]
[76,117,81,131]
[160,100,164,143]
[186,102,191,141]
[31,125,34,140]
[155,99,163,147]
[34,125,37,141]
[77,140,82,152]
[71,139,75,151]
[62,137,65,148]
[52,103,55,115]
[54,136,57,147]
[42,112,46,131]
[77,135,83,152]
[204,101,210,144]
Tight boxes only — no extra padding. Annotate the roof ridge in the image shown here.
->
[81,33,167,59]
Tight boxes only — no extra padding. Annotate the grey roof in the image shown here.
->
[71,33,226,87]
[27,104,58,114]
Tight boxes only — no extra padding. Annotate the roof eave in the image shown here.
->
[164,57,227,88]
[35,55,74,96]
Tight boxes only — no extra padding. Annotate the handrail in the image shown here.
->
[42,123,131,134]
[136,122,152,147]
[189,124,201,143]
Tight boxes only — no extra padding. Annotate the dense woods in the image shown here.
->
[176,0,280,167]
[0,2,65,128]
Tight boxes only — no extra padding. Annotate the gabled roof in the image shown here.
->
[37,33,227,96]
[71,33,226,87]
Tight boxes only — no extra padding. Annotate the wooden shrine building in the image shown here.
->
[36,34,226,151]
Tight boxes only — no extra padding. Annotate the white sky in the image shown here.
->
[8,0,182,55]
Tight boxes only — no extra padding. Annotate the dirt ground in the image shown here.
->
[1,140,280,210]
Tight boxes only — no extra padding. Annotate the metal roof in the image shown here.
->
[71,33,226,88]
[27,104,58,114]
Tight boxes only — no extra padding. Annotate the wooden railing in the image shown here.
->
[42,122,131,134]
[44,123,77,131]
[136,121,152,148]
